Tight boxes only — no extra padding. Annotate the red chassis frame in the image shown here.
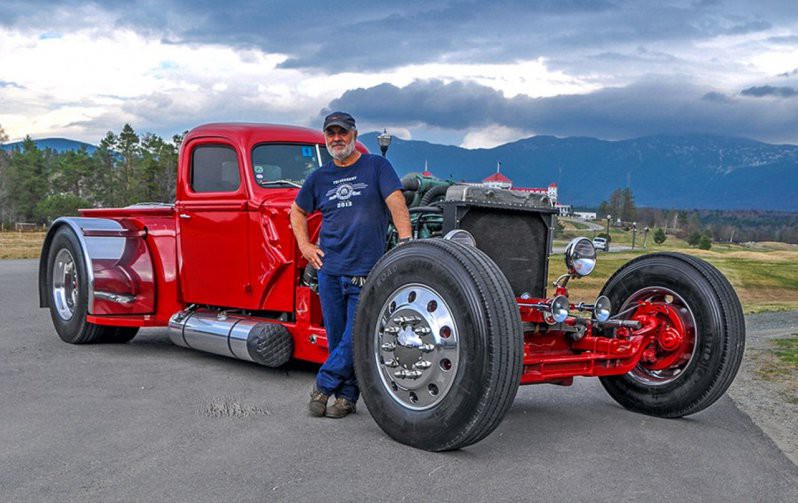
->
[517,286,692,386]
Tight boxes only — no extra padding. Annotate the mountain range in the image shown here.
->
[4,133,796,211]
[359,133,798,212]
[1,137,98,154]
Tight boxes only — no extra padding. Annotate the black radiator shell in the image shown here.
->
[440,188,556,298]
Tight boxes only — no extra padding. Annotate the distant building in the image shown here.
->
[482,163,513,190]
[573,211,597,220]
[415,161,569,212]
[479,162,565,211]
[421,160,433,178]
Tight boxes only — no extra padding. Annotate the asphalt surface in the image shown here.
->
[2,259,797,502]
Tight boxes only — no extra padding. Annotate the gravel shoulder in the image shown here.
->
[729,310,798,465]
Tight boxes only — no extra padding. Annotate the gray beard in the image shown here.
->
[327,139,355,162]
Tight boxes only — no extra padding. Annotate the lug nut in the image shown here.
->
[381,342,396,352]
[384,359,399,368]
[419,344,436,353]
[394,369,423,379]
[413,360,432,369]
[414,327,431,335]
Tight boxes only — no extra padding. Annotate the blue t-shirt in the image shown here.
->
[295,153,403,276]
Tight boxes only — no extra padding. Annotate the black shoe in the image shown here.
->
[325,397,356,418]
[309,387,329,417]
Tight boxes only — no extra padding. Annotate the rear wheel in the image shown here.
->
[599,253,745,417]
[354,240,523,451]
[46,226,137,344]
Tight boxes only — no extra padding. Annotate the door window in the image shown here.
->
[191,145,240,193]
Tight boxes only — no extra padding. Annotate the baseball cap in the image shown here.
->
[323,111,356,131]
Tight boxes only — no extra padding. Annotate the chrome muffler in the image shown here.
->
[168,308,292,367]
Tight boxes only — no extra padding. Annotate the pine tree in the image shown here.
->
[598,187,637,224]
[6,137,48,222]
[92,131,120,207]
[653,228,667,244]
[117,124,141,203]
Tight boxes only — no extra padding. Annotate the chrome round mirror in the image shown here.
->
[594,295,611,322]
[551,295,570,323]
[443,229,476,247]
[564,237,597,278]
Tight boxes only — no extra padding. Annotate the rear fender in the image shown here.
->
[39,217,156,315]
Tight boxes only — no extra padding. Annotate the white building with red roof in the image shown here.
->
[480,162,569,213]
[416,161,571,214]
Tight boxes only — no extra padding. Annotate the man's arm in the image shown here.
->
[290,202,324,269]
[385,190,412,240]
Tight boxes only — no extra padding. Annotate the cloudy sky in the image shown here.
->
[1,0,797,147]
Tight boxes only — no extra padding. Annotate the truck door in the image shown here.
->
[176,140,255,308]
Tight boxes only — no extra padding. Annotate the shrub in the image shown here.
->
[698,235,712,250]
[687,231,702,247]
[35,194,91,223]
[653,228,667,245]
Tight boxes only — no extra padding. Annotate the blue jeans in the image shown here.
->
[315,271,361,402]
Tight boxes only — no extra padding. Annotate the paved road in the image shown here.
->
[1,259,796,502]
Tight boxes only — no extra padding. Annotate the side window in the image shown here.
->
[191,145,241,193]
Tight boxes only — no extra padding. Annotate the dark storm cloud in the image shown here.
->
[3,1,796,72]
[325,79,798,143]
[740,86,798,98]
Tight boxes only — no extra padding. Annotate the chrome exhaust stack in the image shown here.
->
[168,308,293,367]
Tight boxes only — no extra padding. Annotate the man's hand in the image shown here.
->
[290,202,324,269]
[299,242,324,270]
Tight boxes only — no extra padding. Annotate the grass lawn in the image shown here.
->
[773,335,798,367]
[0,231,46,259]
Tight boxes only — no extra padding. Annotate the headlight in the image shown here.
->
[564,237,597,277]
[551,295,570,323]
[443,229,477,247]
[594,295,611,322]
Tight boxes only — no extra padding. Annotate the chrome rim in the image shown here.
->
[374,284,459,410]
[52,248,79,321]
[621,286,698,386]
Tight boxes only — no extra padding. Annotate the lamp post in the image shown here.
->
[606,215,611,236]
[631,222,638,250]
[643,226,650,248]
[378,129,392,157]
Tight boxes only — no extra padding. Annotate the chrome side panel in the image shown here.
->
[38,217,154,315]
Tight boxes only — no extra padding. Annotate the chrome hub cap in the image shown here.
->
[52,248,78,321]
[374,284,459,410]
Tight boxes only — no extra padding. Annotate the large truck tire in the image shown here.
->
[598,252,745,418]
[353,240,523,451]
[44,226,136,344]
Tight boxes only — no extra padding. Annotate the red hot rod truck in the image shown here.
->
[39,123,745,452]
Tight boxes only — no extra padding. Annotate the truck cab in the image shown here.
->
[39,123,366,362]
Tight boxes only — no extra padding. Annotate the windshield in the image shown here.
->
[251,143,332,188]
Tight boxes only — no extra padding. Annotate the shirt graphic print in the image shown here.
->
[325,176,369,208]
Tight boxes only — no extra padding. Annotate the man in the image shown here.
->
[290,111,412,418]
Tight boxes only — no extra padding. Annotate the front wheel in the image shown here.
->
[353,240,523,451]
[599,252,745,418]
